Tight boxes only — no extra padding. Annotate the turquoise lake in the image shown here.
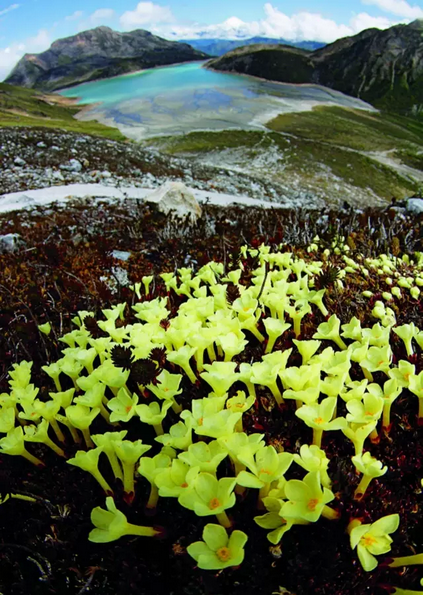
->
[60,61,375,139]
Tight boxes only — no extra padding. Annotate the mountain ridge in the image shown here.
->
[5,26,208,91]
[181,37,325,56]
[207,20,423,116]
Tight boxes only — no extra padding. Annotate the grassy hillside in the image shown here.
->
[144,106,423,202]
[0,83,126,141]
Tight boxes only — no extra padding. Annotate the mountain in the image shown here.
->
[183,37,325,57]
[207,20,423,116]
[5,26,209,92]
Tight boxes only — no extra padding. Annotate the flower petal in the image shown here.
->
[187,541,214,562]
[357,544,378,572]
[228,530,248,553]
[203,524,228,551]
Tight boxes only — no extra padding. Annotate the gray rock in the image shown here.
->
[112,250,131,261]
[14,157,26,166]
[0,233,24,252]
[37,141,47,148]
[68,159,83,172]
[148,181,202,222]
[407,198,423,214]
[101,170,112,178]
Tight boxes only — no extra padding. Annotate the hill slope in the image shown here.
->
[5,26,208,92]
[0,82,126,140]
[183,37,324,56]
[207,20,423,116]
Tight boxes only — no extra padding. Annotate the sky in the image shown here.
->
[0,0,422,80]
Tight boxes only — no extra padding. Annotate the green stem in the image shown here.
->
[207,344,217,362]
[21,449,45,467]
[293,317,302,338]
[146,484,159,511]
[370,428,380,443]
[126,522,161,537]
[82,428,94,449]
[99,402,111,423]
[383,402,392,429]
[123,462,135,496]
[321,505,339,520]
[354,475,372,500]
[106,450,123,481]
[258,483,270,509]
[195,348,205,373]
[362,368,374,382]
[248,325,265,343]
[50,418,66,443]
[389,554,423,567]
[68,424,81,444]
[10,493,37,503]
[45,437,66,458]
[392,588,423,594]
[91,469,113,495]
[215,511,232,528]
[182,363,197,384]
[269,382,284,406]
[334,337,348,350]
[313,428,323,448]
[418,398,423,419]
[171,400,182,414]
[265,336,277,354]
[153,423,164,436]
[53,377,62,392]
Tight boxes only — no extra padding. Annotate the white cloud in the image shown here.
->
[0,3,19,17]
[149,1,412,42]
[0,28,50,81]
[349,12,398,31]
[362,0,423,19]
[90,8,115,22]
[65,11,83,22]
[76,8,115,32]
[120,2,174,29]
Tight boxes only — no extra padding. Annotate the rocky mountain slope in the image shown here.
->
[207,20,423,116]
[5,26,208,92]
[183,37,324,56]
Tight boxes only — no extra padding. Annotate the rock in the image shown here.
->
[53,170,64,181]
[0,233,24,252]
[68,159,83,172]
[37,141,47,148]
[101,170,112,178]
[111,250,131,261]
[406,198,423,215]
[82,158,90,168]
[14,157,26,166]
[148,181,202,222]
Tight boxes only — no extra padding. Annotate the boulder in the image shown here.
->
[14,157,26,167]
[0,233,24,253]
[406,198,423,215]
[147,182,202,222]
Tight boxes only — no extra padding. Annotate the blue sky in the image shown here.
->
[1,0,422,79]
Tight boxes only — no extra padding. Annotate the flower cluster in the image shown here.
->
[1,241,423,586]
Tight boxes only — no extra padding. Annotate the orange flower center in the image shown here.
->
[307,498,319,511]
[209,497,221,510]
[314,417,324,425]
[198,417,204,426]
[125,405,132,413]
[259,468,272,476]
[216,547,231,562]
[180,482,188,488]
[361,534,377,547]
